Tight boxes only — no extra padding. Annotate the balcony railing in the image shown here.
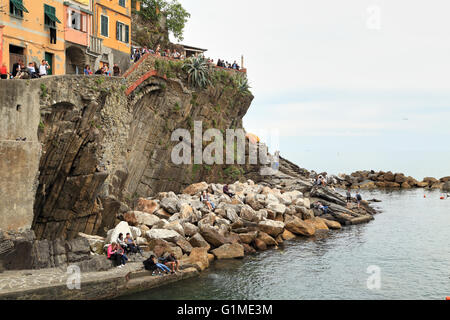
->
[88,35,103,55]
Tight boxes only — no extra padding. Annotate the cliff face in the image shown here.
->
[0,58,254,240]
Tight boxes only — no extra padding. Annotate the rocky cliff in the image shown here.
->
[0,56,255,241]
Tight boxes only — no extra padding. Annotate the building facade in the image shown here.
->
[0,0,66,75]
[92,0,132,73]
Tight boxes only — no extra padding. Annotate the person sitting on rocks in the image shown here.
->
[117,233,128,252]
[316,201,329,214]
[144,255,171,275]
[116,242,128,267]
[164,253,180,273]
[223,184,234,198]
[107,242,125,267]
[125,233,143,255]
[201,190,215,211]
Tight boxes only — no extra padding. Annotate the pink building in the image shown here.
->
[64,0,93,73]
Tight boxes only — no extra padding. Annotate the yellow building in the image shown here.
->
[92,0,133,72]
[0,0,66,75]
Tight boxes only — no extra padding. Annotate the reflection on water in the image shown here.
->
[121,189,450,300]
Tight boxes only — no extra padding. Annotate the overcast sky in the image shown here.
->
[176,0,450,179]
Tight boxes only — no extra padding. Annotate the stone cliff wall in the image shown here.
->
[0,63,255,240]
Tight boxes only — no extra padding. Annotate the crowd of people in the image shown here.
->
[216,59,241,70]
[131,45,185,63]
[84,63,121,77]
[105,231,180,275]
[1,59,51,79]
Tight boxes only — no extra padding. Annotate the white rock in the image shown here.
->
[266,203,286,214]
[105,221,132,244]
[129,226,142,239]
[145,229,181,242]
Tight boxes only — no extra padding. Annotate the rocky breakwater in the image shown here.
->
[97,178,376,273]
[332,170,450,191]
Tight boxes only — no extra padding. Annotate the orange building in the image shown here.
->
[91,0,133,73]
[0,0,66,75]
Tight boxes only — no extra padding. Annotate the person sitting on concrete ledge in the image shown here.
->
[201,190,215,211]
[144,255,171,275]
[164,253,180,273]
[125,233,143,255]
[223,184,234,198]
[116,242,128,267]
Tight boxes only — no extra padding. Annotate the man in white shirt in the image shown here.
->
[39,60,50,76]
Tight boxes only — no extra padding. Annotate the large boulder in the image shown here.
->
[153,208,172,220]
[238,231,258,244]
[211,243,244,259]
[175,238,194,254]
[183,182,209,195]
[323,219,342,230]
[253,238,267,251]
[245,194,265,211]
[258,220,285,237]
[240,205,259,222]
[281,229,296,241]
[160,197,179,214]
[123,211,160,227]
[199,225,227,247]
[106,221,132,244]
[145,229,181,242]
[78,233,105,255]
[442,181,450,192]
[129,226,142,239]
[135,198,159,214]
[257,232,278,246]
[179,204,195,221]
[285,216,316,236]
[266,203,286,215]
[147,239,182,259]
[182,222,199,237]
[186,247,209,271]
[164,221,185,237]
[226,208,240,223]
[188,233,211,251]
[309,217,329,231]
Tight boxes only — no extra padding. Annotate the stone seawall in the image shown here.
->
[0,64,255,240]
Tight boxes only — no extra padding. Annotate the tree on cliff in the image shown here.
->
[136,0,191,42]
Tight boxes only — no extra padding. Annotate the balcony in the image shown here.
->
[88,35,103,55]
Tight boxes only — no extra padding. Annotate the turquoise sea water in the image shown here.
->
[121,188,450,300]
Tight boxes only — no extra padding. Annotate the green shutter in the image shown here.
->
[125,25,129,43]
[11,0,29,13]
[116,21,120,40]
[101,16,108,37]
[44,4,61,24]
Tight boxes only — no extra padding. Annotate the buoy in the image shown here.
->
[440,196,445,200]
[424,195,426,198]
[446,296,450,300]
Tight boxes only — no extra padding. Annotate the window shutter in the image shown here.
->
[116,21,120,40]
[125,25,129,43]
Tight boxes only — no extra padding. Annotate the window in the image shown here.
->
[69,10,86,32]
[44,4,61,28]
[101,15,109,37]
[116,22,129,43]
[70,10,81,31]
[119,0,126,8]
[10,0,29,18]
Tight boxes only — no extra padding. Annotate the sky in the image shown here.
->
[175,0,450,180]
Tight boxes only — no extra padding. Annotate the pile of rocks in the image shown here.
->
[334,171,450,190]
[98,179,373,272]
